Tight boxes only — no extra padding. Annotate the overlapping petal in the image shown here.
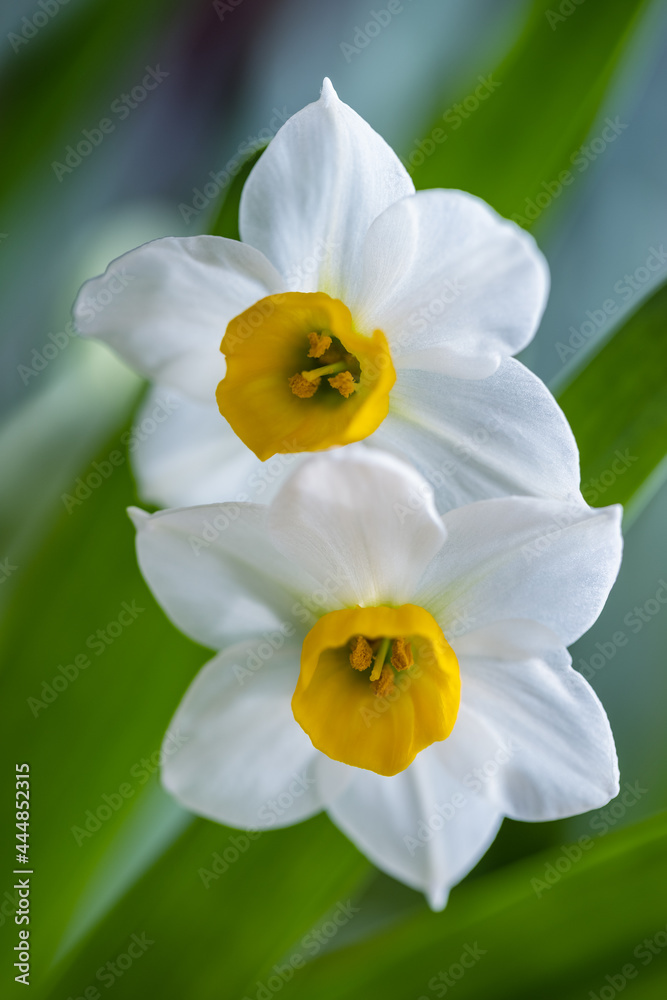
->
[415,495,622,646]
[74,236,284,403]
[444,621,619,820]
[327,751,502,910]
[267,449,446,608]
[130,387,298,509]
[162,641,350,830]
[130,503,327,650]
[373,359,581,509]
[239,78,414,301]
[351,189,549,377]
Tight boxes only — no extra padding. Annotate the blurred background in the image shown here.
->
[1,0,666,997]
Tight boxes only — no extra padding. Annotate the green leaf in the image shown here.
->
[0,426,204,985]
[276,811,667,1000]
[409,0,650,227]
[207,147,264,240]
[42,816,369,1000]
[0,423,370,997]
[0,0,181,209]
[556,280,667,524]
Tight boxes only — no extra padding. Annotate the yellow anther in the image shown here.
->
[373,666,396,697]
[391,637,413,672]
[328,371,357,398]
[349,635,373,671]
[307,332,332,358]
[288,372,320,398]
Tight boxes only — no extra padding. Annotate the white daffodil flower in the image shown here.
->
[75,79,579,512]
[130,450,622,909]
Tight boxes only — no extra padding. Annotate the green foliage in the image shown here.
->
[558,281,667,523]
[410,0,650,227]
[279,812,667,1000]
[1,1,666,998]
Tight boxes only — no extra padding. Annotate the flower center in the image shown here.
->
[287,331,361,399]
[292,605,460,776]
[216,291,395,462]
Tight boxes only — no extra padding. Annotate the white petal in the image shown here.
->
[352,189,549,376]
[371,359,581,509]
[440,620,619,820]
[130,387,307,508]
[327,751,502,910]
[267,449,446,608]
[415,497,622,647]
[162,641,351,830]
[239,79,414,299]
[74,236,284,403]
[130,502,325,650]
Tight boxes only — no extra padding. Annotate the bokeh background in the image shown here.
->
[1,0,667,997]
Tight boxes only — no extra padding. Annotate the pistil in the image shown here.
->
[301,361,347,382]
[369,637,391,682]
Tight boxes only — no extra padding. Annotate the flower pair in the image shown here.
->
[75,80,623,907]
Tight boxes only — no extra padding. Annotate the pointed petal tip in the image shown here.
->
[426,884,450,912]
[127,505,150,530]
[320,77,338,105]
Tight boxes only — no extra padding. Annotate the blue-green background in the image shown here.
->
[1,0,666,997]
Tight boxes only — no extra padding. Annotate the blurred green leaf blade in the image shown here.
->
[410,0,650,227]
[276,811,667,1000]
[557,280,667,522]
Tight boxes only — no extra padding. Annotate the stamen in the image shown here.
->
[391,638,413,671]
[288,372,321,398]
[328,371,357,398]
[369,637,391,682]
[307,332,332,358]
[373,665,396,697]
[301,361,347,382]
[349,635,373,671]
